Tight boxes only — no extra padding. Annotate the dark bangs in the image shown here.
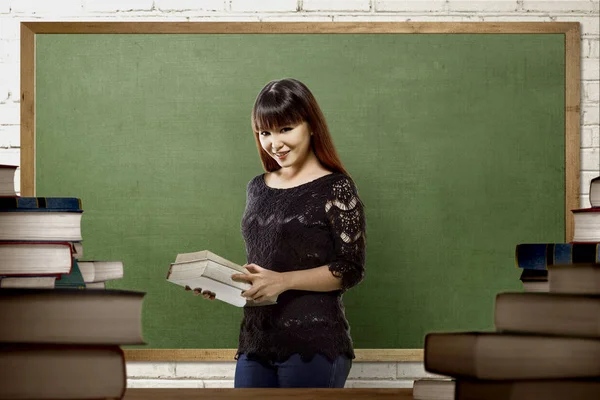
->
[251,90,306,133]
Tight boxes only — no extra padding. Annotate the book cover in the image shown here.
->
[515,243,599,270]
[0,197,82,212]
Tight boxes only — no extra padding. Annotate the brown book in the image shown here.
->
[549,263,600,294]
[521,280,549,292]
[424,332,600,380]
[455,379,600,400]
[495,292,600,338]
[0,344,125,399]
[0,289,145,344]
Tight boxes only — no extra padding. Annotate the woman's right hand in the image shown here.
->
[185,285,216,300]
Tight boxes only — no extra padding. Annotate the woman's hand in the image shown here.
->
[185,285,215,301]
[232,263,287,303]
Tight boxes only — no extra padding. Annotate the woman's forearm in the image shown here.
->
[283,265,343,292]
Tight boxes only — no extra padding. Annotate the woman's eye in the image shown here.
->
[281,127,292,133]
[260,131,270,136]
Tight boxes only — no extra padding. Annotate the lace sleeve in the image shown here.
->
[325,176,366,291]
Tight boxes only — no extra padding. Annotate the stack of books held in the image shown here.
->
[0,164,145,398]
[0,165,123,289]
[422,263,600,400]
[515,175,600,292]
[167,250,277,307]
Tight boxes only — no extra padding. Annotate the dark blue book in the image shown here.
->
[0,197,82,212]
[54,259,86,289]
[516,243,600,270]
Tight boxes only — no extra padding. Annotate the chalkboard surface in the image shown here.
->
[21,22,579,359]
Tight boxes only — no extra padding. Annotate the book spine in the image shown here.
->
[0,197,82,211]
[516,243,600,270]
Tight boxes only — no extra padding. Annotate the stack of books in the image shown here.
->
[515,176,600,292]
[0,288,145,399]
[166,249,276,307]
[0,165,123,289]
[0,164,145,398]
[423,263,600,399]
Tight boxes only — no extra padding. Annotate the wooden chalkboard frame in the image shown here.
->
[20,22,580,362]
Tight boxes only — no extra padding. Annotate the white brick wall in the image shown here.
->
[0,0,598,387]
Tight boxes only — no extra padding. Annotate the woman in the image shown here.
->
[195,78,366,388]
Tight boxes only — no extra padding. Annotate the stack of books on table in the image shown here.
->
[515,175,600,292]
[423,263,600,400]
[167,249,277,307]
[0,288,145,399]
[0,165,124,289]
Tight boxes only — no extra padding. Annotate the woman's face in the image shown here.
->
[258,120,312,168]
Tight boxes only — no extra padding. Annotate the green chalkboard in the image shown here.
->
[24,23,578,357]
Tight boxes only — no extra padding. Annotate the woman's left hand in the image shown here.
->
[232,263,287,303]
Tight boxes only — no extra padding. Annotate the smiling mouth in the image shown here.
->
[274,151,290,158]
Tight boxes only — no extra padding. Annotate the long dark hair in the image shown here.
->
[251,78,351,178]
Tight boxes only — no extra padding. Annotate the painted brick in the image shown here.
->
[448,1,520,12]
[584,81,600,102]
[230,0,298,12]
[585,39,599,58]
[127,379,204,388]
[349,379,415,388]
[553,16,600,36]
[302,0,371,12]
[186,15,261,21]
[0,18,19,41]
[0,60,19,100]
[581,194,592,208]
[262,15,333,21]
[347,362,396,379]
[583,58,600,80]
[82,0,154,12]
[582,147,600,170]
[333,14,476,21]
[397,361,447,379]
[582,125,600,147]
[174,362,236,379]
[10,0,82,14]
[375,1,448,12]
[203,380,235,388]
[0,147,18,165]
[0,124,19,147]
[154,0,226,12]
[583,103,599,125]
[125,362,176,378]
[0,101,18,125]
[0,1,9,13]
[523,1,597,13]
[581,170,598,194]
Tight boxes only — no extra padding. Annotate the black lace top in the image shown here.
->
[236,171,367,363]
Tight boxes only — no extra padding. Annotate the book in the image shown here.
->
[77,260,124,283]
[515,243,599,270]
[519,269,549,292]
[54,259,86,289]
[494,292,600,338]
[413,378,455,400]
[0,241,72,276]
[590,176,600,207]
[0,276,56,288]
[455,378,600,400]
[572,207,600,242]
[0,197,83,241]
[548,263,600,294]
[85,281,106,289]
[424,332,600,380]
[0,343,126,399]
[521,280,550,292]
[0,164,17,196]
[0,288,145,344]
[167,250,277,307]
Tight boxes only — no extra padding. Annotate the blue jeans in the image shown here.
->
[234,353,352,388]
